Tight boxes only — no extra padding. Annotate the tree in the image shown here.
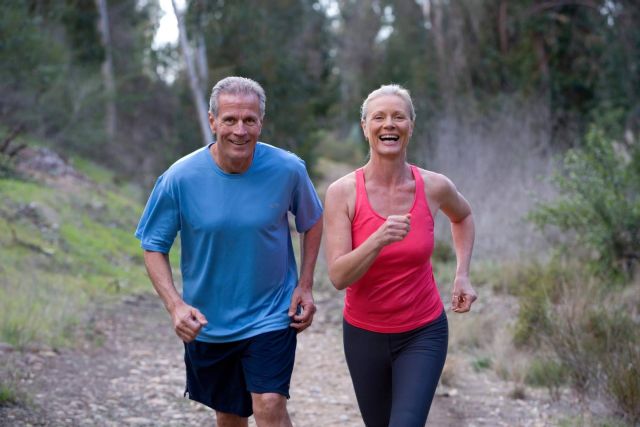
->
[95,0,117,141]
[189,0,335,168]
[173,0,211,147]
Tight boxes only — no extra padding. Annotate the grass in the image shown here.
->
[0,381,21,406]
[0,158,158,349]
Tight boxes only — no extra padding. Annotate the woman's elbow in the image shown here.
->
[328,268,350,291]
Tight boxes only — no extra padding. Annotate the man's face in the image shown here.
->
[209,93,263,171]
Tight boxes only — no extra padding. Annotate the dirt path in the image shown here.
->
[1,290,576,427]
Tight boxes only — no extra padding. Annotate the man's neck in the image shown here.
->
[209,143,255,174]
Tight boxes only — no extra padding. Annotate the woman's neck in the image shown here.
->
[364,155,411,186]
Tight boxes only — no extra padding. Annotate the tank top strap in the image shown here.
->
[409,164,433,219]
[354,167,367,215]
[410,165,424,195]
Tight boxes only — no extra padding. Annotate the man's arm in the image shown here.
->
[288,216,323,332]
[143,250,207,342]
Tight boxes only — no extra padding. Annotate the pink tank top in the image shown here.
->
[344,165,444,333]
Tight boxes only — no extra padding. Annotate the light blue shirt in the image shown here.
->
[135,142,323,342]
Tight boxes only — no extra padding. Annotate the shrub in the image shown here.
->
[525,357,567,399]
[542,280,640,420]
[510,258,573,347]
[529,126,640,282]
[603,334,640,424]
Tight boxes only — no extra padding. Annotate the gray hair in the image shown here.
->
[209,76,266,119]
[360,84,416,122]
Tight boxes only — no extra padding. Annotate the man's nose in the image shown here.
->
[233,121,248,135]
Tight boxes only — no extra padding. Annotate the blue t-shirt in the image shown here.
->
[135,142,323,342]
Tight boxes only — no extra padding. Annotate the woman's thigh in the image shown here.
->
[389,312,449,427]
[343,319,393,427]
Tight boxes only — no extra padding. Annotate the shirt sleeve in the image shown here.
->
[134,174,180,253]
[289,158,323,233]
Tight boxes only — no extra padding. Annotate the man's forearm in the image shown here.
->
[143,250,184,313]
[298,217,323,289]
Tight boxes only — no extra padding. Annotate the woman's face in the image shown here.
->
[361,94,413,157]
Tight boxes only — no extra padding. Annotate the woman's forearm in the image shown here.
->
[329,235,383,290]
[450,213,475,277]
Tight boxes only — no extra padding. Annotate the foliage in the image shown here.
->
[529,127,640,281]
[466,0,640,145]
[472,356,492,372]
[0,154,17,180]
[0,382,21,406]
[510,258,572,347]
[510,256,640,422]
[525,357,567,399]
[0,160,154,348]
[187,0,336,172]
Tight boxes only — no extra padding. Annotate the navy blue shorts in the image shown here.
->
[184,327,297,417]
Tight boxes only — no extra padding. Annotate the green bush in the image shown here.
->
[603,332,640,424]
[509,259,573,347]
[472,356,492,372]
[529,126,640,282]
[543,284,640,420]
[0,382,20,406]
[525,357,567,399]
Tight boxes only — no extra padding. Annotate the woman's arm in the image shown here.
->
[324,176,410,290]
[429,173,477,313]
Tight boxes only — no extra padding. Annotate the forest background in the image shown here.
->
[1,0,639,425]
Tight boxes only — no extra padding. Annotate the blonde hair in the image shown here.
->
[360,84,415,122]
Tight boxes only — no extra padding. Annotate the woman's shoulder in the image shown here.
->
[325,170,358,205]
[327,170,357,192]
[415,167,457,198]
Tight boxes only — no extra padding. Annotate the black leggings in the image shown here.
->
[343,311,448,427]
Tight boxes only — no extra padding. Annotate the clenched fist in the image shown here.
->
[374,214,411,248]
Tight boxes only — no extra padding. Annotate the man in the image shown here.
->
[135,76,323,427]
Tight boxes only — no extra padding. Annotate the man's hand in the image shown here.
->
[451,275,477,313]
[171,302,208,342]
[288,286,316,333]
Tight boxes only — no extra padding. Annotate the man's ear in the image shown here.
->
[208,112,216,134]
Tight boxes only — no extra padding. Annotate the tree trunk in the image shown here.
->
[498,0,509,55]
[424,0,452,106]
[172,0,211,146]
[95,0,117,141]
[195,32,209,95]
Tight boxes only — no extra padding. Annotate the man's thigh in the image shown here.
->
[242,327,297,397]
[184,339,253,417]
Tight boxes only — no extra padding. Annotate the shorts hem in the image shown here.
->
[247,387,291,400]
[184,392,253,418]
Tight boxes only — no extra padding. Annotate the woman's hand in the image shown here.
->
[451,275,477,313]
[373,214,411,248]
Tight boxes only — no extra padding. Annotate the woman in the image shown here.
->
[324,84,477,427]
